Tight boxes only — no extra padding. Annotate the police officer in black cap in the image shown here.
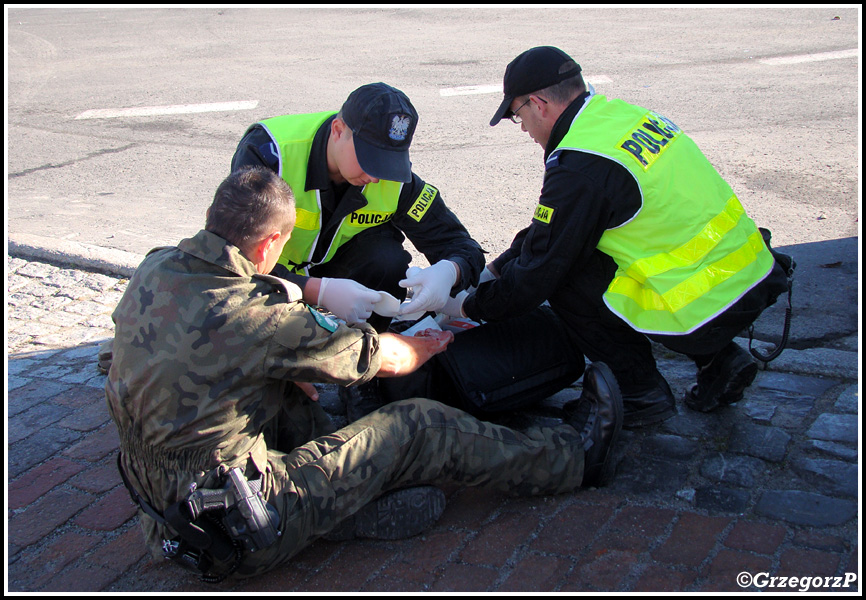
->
[440,47,790,427]
[232,83,485,420]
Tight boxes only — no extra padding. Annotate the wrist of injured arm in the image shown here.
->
[375,331,453,377]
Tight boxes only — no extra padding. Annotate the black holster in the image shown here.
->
[117,454,280,583]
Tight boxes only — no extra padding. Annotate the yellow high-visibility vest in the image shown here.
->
[256,112,403,275]
[552,94,774,334]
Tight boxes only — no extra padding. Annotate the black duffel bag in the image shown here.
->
[390,305,585,414]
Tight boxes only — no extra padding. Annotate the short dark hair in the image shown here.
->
[206,166,295,255]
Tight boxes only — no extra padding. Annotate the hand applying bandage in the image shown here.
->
[440,265,496,318]
[397,260,458,316]
[317,278,382,324]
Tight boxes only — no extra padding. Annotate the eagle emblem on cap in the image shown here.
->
[389,115,411,141]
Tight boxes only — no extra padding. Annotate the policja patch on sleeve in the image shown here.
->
[533,203,555,225]
[408,184,438,222]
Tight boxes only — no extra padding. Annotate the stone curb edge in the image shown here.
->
[7,234,859,382]
[9,233,145,279]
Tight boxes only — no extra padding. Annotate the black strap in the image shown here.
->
[117,453,169,526]
[285,258,313,274]
[748,247,796,364]
[748,279,793,363]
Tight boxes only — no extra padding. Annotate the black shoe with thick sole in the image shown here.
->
[324,486,446,541]
[622,373,677,429]
[685,343,758,412]
[566,362,624,488]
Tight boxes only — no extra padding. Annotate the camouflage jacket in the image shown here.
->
[105,229,380,518]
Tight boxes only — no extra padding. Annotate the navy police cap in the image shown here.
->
[341,83,417,183]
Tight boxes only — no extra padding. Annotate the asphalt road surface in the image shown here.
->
[6,6,860,346]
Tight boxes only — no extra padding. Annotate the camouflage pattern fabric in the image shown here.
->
[237,398,587,577]
[105,229,587,579]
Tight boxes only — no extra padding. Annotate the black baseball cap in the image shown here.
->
[490,46,582,126]
[340,83,418,183]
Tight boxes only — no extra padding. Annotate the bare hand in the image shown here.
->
[294,381,320,401]
[376,330,454,377]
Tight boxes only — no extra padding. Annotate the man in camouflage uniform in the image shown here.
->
[106,166,624,581]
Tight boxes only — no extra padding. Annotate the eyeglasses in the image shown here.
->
[509,98,532,123]
[509,96,547,124]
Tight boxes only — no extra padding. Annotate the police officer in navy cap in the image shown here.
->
[232,83,485,421]
[440,46,791,426]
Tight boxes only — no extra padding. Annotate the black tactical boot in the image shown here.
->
[324,486,446,541]
[621,371,677,429]
[340,379,387,422]
[685,342,758,412]
[566,362,624,488]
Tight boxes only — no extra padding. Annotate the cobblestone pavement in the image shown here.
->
[6,256,860,593]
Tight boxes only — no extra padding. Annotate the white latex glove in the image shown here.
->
[440,289,469,318]
[398,261,458,316]
[479,266,497,284]
[466,266,497,295]
[317,278,382,324]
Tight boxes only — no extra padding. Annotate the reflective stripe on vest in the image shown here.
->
[257,112,403,275]
[551,94,774,335]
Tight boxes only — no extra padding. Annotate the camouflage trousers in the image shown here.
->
[236,397,586,577]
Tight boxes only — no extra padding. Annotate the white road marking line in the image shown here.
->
[759,48,858,65]
[587,75,612,85]
[440,75,613,97]
[440,85,501,97]
[74,100,259,120]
